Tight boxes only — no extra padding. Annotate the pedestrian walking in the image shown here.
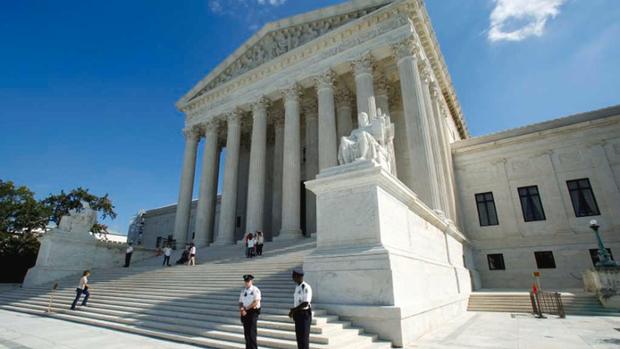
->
[239,274,261,349]
[256,231,264,256]
[188,243,197,266]
[289,269,312,349]
[162,244,172,266]
[70,270,91,310]
[124,243,134,267]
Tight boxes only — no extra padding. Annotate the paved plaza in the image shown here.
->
[410,312,620,349]
[0,309,619,348]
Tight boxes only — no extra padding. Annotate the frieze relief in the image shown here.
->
[190,5,388,101]
[185,12,410,126]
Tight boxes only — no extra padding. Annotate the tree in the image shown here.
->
[42,187,117,235]
[0,180,50,234]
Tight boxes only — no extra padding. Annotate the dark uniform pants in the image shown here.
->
[241,308,260,349]
[124,252,132,267]
[293,308,312,349]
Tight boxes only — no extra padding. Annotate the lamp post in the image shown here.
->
[589,219,617,267]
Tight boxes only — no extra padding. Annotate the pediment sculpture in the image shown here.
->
[58,201,98,234]
[338,108,396,175]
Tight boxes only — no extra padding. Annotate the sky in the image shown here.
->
[1,0,619,235]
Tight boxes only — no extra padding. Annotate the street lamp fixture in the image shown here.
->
[589,220,617,267]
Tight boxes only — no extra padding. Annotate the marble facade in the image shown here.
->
[171,0,466,247]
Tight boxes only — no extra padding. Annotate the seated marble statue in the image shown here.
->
[338,109,396,175]
[58,201,98,234]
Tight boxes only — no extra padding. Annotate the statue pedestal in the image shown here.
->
[583,266,620,309]
[304,160,473,347]
[23,229,152,288]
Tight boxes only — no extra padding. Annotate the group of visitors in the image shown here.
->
[243,231,264,258]
[175,243,197,266]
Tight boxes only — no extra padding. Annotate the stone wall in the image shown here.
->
[453,106,620,289]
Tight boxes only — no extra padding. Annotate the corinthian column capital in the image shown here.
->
[335,86,353,106]
[203,118,221,135]
[314,69,336,91]
[392,36,422,61]
[251,96,271,115]
[281,83,303,104]
[225,109,243,126]
[374,72,389,96]
[183,126,201,141]
[430,80,442,100]
[352,52,375,76]
[418,59,433,84]
[301,98,318,119]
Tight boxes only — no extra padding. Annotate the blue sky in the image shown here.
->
[1,0,618,235]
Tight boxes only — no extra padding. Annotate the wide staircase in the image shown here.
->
[468,290,620,316]
[0,238,391,348]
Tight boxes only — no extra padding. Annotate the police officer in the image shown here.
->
[239,274,261,349]
[288,269,312,349]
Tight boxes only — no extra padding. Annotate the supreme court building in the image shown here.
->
[131,0,620,291]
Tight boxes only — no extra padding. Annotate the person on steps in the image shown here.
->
[239,274,261,349]
[70,270,91,310]
[246,233,256,258]
[124,243,134,267]
[289,269,312,349]
[188,243,197,266]
[256,231,264,256]
[162,244,172,266]
[176,245,189,265]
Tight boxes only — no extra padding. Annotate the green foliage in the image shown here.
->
[0,180,118,282]
[0,180,50,235]
[42,187,117,235]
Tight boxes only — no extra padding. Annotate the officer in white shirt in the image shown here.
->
[239,274,261,349]
[162,245,172,267]
[289,269,312,349]
[124,243,134,267]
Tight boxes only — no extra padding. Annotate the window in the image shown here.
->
[518,186,546,222]
[589,248,614,267]
[475,192,499,226]
[487,253,505,270]
[534,251,556,269]
[567,178,600,217]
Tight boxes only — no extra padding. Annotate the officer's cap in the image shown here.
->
[292,269,304,277]
[243,274,254,281]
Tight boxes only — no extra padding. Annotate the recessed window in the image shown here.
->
[567,178,600,217]
[475,192,499,227]
[518,186,546,222]
[487,253,505,270]
[236,216,242,228]
[589,248,614,267]
[534,251,556,269]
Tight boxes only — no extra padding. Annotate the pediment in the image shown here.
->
[182,0,394,104]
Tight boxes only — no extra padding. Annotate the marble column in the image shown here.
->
[279,84,303,239]
[420,61,449,216]
[374,72,390,116]
[375,71,397,176]
[315,70,338,171]
[303,98,319,237]
[392,37,441,210]
[271,112,285,236]
[352,53,377,120]
[172,127,200,247]
[214,111,243,245]
[245,97,270,237]
[335,87,354,140]
[432,82,458,222]
[194,119,220,246]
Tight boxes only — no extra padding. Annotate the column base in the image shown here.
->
[274,229,304,241]
[210,239,235,246]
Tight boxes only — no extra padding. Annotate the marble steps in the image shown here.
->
[468,293,620,316]
[0,292,339,331]
[4,287,319,316]
[0,301,386,349]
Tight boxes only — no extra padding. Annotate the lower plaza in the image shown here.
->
[3,0,620,348]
